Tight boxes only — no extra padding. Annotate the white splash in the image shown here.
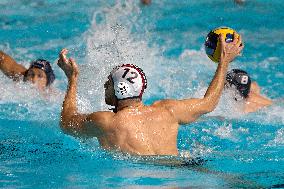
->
[79,0,166,112]
[267,128,284,146]
[0,73,64,121]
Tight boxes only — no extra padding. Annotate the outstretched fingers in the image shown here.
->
[70,57,79,75]
[61,48,68,54]
[236,34,242,47]
[57,49,76,79]
[232,32,239,44]
[69,58,78,69]
[238,43,244,54]
[58,48,69,65]
[57,49,79,79]
[235,34,244,54]
[219,32,245,63]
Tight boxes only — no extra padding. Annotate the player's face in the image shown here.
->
[224,82,245,101]
[104,76,116,106]
[24,68,47,90]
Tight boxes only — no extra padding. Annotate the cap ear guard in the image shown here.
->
[116,82,131,97]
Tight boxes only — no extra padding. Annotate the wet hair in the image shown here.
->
[24,59,55,86]
[226,69,251,99]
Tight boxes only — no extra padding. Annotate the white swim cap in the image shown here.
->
[110,64,147,100]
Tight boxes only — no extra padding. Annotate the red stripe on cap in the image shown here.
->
[121,64,146,99]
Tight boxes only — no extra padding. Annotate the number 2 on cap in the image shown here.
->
[122,68,138,84]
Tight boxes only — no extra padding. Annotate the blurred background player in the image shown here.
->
[0,51,55,91]
[225,69,272,113]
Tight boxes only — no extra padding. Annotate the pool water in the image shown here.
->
[1,0,284,188]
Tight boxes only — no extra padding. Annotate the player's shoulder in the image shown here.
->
[151,99,178,109]
[87,111,115,126]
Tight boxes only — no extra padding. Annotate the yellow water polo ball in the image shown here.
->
[204,27,240,63]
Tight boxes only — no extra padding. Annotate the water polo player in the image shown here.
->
[225,69,272,113]
[58,34,243,156]
[0,51,55,90]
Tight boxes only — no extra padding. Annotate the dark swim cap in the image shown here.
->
[28,59,55,86]
[226,69,251,98]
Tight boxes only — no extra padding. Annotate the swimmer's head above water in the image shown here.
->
[225,69,251,100]
[105,64,147,106]
[0,51,55,90]
[23,59,55,89]
[225,69,273,113]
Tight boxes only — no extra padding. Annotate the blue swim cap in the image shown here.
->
[29,59,55,86]
[226,69,251,98]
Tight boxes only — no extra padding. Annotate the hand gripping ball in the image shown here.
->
[205,27,240,63]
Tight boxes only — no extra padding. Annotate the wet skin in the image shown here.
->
[24,68,48,90]
[58,34,243,156]
[225,81,272,113]
[0,51,49,90]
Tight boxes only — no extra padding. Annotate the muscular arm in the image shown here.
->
[58,49,113,137]
[155,34,243,124]
[0,51,27,80]
[155,56,230,124]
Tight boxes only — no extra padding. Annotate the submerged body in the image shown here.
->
[58,34,243,156]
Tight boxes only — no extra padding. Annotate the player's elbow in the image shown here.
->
[60,114,78,135]
[206,103,217,113]
[201,96,220,113]
[206,105,217,114]
[60,115,72,133]
[199,101,217,114]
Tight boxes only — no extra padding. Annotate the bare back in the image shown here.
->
[58,36,243,156]
[96,104,179,156]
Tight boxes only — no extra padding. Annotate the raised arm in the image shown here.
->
[155,34,244,124]
[58,49,113,137]
[0,51,27,80]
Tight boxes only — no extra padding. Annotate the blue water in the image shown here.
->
[1,0,284,188]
